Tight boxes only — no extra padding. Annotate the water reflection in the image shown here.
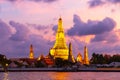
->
[50,72,69,80]
[0,72,120,80]
[3,72,9,80]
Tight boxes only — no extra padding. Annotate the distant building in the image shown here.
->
[8,62,17,68]
[109,62,120,67]
[29,44,34,59]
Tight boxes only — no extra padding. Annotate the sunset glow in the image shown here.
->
[0,0,120,58]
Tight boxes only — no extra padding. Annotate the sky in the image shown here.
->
[0,0,120,58]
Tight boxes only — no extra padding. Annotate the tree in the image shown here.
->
[90,53,105,64]
[55,58,64,67]
[35,60,46,68]
[103,54,111,64]
[90,53,120,64]
[0,54,9,71]
[111,54,120,62]
[90,53,98,64]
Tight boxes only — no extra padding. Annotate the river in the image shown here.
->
[0,72,120,80]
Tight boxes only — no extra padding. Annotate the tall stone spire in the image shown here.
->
[83,46,89,65]
[29,44,34,59]
[50,17,69,60]
[68,42,75,63]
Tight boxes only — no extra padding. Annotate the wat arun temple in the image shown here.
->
[2,17,120,71]
[50,18,69,60]
[29,17,89,65]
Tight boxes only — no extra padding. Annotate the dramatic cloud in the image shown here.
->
[0,20,12,39]
[67,14,116,36]
[88,0,104,8]
[30,24,48,31]
[88,0,120,8]
[52,25,57,32]
[91,31,119,43]
[9,21,30,41]
[0,20,53,58]
[66,14,120,56]
[108,0,120,4]
[88,41,120,55]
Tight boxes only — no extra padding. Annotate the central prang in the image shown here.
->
[50,17,69,60]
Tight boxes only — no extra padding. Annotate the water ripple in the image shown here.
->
[0,72,120,80]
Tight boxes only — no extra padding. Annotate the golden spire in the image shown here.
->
[29,44,34,59]
[83,46,89,65]
[53,17,68,49]
[57,17,63,31]
[50,17,69,60]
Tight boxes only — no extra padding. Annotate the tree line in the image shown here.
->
[90,53,120,64]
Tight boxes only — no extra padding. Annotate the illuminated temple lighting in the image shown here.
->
[76,52,83,63]
[83,46,89,65]
[29,44,34,59]
[50,17,69,60]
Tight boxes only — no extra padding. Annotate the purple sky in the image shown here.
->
[0,0,120,58]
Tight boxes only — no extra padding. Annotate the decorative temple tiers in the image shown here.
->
[50,17,69,60]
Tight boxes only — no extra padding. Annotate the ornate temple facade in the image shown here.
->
[29,44,34,59]
[50,17,69,60]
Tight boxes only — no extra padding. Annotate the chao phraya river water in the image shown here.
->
[0,72,120,80]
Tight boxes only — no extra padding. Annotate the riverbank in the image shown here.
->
[0,67,120,72]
